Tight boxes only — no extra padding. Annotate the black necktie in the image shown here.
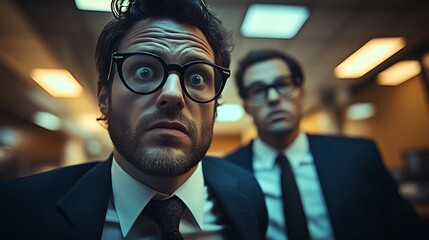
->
[143,196,185,240]
[277,154,311,240]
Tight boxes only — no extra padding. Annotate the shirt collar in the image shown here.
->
[253,132,312,170]
[253,137,278,170]
[111,157,205,237]
[285,131,312,168]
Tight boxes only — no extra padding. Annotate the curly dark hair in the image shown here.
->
[235,49,304,99]
[95,0,232,123]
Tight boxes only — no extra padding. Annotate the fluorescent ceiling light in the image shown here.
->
[0,127,18,146]
[75,0,111,12]
[346,103,376,120]
[241,4,309,39]
[33,112,62,131]
[30,68,83,98]
[377,60,421,86]
[216,104,244,122]
[334,37,406,79]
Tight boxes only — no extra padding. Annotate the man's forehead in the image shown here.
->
[244,58,292,83]
[120,18,214,60]
[131,18,195,31]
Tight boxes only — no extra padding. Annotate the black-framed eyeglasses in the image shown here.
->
[243,76,299,103]
[107,51,231,103]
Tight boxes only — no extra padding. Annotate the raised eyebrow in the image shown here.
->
[246,81,267,89]
[182,54,214,64]
[133,49,213,65]
[247,76,292,89]
[274,75,294,82]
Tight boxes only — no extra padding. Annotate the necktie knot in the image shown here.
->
[276,154,289,167]
[143,196,185,240]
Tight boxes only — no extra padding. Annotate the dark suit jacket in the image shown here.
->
[0,156,267,240]
[225,134,429,240]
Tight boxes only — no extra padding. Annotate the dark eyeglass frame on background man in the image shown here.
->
[242,75,300,103]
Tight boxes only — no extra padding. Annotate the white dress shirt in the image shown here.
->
[253,132,335,240]
[101,157,227,240]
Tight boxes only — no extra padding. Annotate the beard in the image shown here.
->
[107,106,213,177]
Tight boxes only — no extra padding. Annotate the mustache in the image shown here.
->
[136,109,196,135]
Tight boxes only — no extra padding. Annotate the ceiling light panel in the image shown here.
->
[377,60,421,86]
[33,112,62,131]
[241,4,309,39]
[75,0,111,12]
[334,37,406,79]
[30,68,83,98]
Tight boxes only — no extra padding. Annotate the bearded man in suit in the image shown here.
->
[0,1,267,239]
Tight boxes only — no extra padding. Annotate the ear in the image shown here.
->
[298,87,305,105]
[243,101,250,114]
[98,84,109,115]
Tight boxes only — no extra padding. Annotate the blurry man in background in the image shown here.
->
[225,49,428,240]
[0,1,268,239]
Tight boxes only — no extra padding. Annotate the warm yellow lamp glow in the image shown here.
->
[334,37,406,79]
[30,69,83,97]
[377,60,421,86]
[79,114,105,132]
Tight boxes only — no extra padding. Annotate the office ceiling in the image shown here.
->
[0,0,428,144]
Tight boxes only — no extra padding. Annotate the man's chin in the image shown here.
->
[145,146,187,157]
[268,121,293,131]
[137,149,197,177]
[267,123,297,136]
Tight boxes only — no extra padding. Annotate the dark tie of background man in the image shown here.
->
[143,196,185,240]
[277,154,311,240]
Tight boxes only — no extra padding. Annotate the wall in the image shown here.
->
[0,113,67,178]
[208,134,243,157]
[342,75,429,170]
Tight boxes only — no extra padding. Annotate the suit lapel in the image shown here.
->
[230,141,254,173]
[308,135,346,239]
[57,158,113,239]
[202,157,261,239]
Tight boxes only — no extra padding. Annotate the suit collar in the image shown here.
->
[202,157,262,240]
[307,134,345,239]
[236,134,345,239]
[110,157,207,236]
[232,141,255,172]
[57,157,113,239]
[56,156,263,239]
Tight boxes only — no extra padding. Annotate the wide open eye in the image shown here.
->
[185,63,214,90]
[188,74,204,87]
[134,66,156,81]
[183,62,221,102]
[121,53,164,93]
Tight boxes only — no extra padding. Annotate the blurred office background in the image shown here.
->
[0,0,428,215]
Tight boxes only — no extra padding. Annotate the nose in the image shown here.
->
[266,87,281,105]
[156,73,185,110]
